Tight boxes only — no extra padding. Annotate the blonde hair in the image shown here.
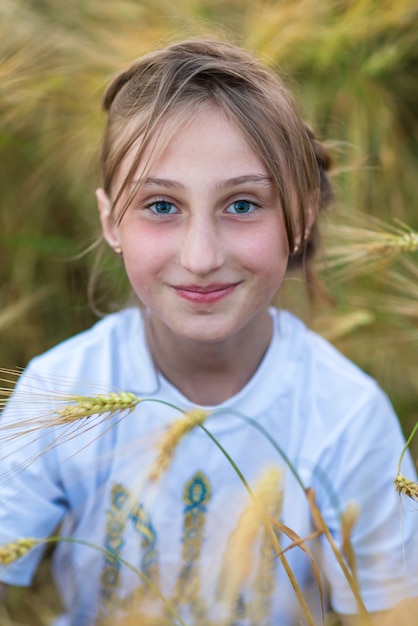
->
[99,38,332,269]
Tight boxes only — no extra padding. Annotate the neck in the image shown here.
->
[145,310,273,406]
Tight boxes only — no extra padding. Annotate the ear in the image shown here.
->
[96,188,122,250]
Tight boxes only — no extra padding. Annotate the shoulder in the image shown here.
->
[24,307,156,393]
[29,308,138,365]
[272,309,389,425]
[274,308,377,388]
[274,312,407,481]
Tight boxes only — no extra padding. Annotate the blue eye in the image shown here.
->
[150,200,176,214]
[227,200,256,214]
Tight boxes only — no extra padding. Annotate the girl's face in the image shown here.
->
[97,107,290,346]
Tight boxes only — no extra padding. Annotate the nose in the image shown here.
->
[180,215,225,276]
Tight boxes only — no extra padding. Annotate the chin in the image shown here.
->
[174,318,246,345]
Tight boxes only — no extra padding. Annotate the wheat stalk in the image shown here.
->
[394,420,418,501]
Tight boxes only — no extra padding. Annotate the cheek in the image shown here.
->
[120,227,173,289]
[241,227,289,280]
[120,219,174,261]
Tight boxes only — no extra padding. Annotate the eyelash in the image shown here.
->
[144,200,178,216]
[144,198,260,217]
[225,199,259,215]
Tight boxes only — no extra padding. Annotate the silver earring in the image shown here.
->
[113,246,123,256]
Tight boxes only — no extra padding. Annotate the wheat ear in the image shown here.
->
[394,473,418,501]
[219,467,283,605]
[54,391,141,422]
[0,538,40,564]
[148,409,210,482]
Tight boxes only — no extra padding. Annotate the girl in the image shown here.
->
[0,39,417,626]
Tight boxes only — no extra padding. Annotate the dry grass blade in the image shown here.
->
[269,517,325,622]
[264,524,318,626]
[322,217,418,282]
[340,503,360,583]
[306,488,371,624]
[313,310,375,341]
[377,258,418,321]
[0,289,51,332]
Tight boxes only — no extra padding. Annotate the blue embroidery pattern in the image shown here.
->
[99,483,159,615]
[99,472,280,624]
[130,502,159,582]
[100,483,129,610]
[170,471,212,622]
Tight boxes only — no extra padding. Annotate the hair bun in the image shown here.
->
[102,67,137,111]
[305,125,332,172]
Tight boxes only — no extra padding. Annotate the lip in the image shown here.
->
[173,282,240,304]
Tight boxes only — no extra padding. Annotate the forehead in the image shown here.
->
[116,105,270,189]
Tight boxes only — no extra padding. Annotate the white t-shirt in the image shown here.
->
[0,307,417,625]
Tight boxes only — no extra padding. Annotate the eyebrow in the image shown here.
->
[132,175,273,190]
[216,175,273,189]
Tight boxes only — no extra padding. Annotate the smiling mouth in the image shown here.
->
[173,283,240,304]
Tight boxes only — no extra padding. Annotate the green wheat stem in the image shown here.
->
[398,420,418,474]
[217,409,344,518]
[140,399,188,413]
[198,423,253,496]
[223,409,307,491]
